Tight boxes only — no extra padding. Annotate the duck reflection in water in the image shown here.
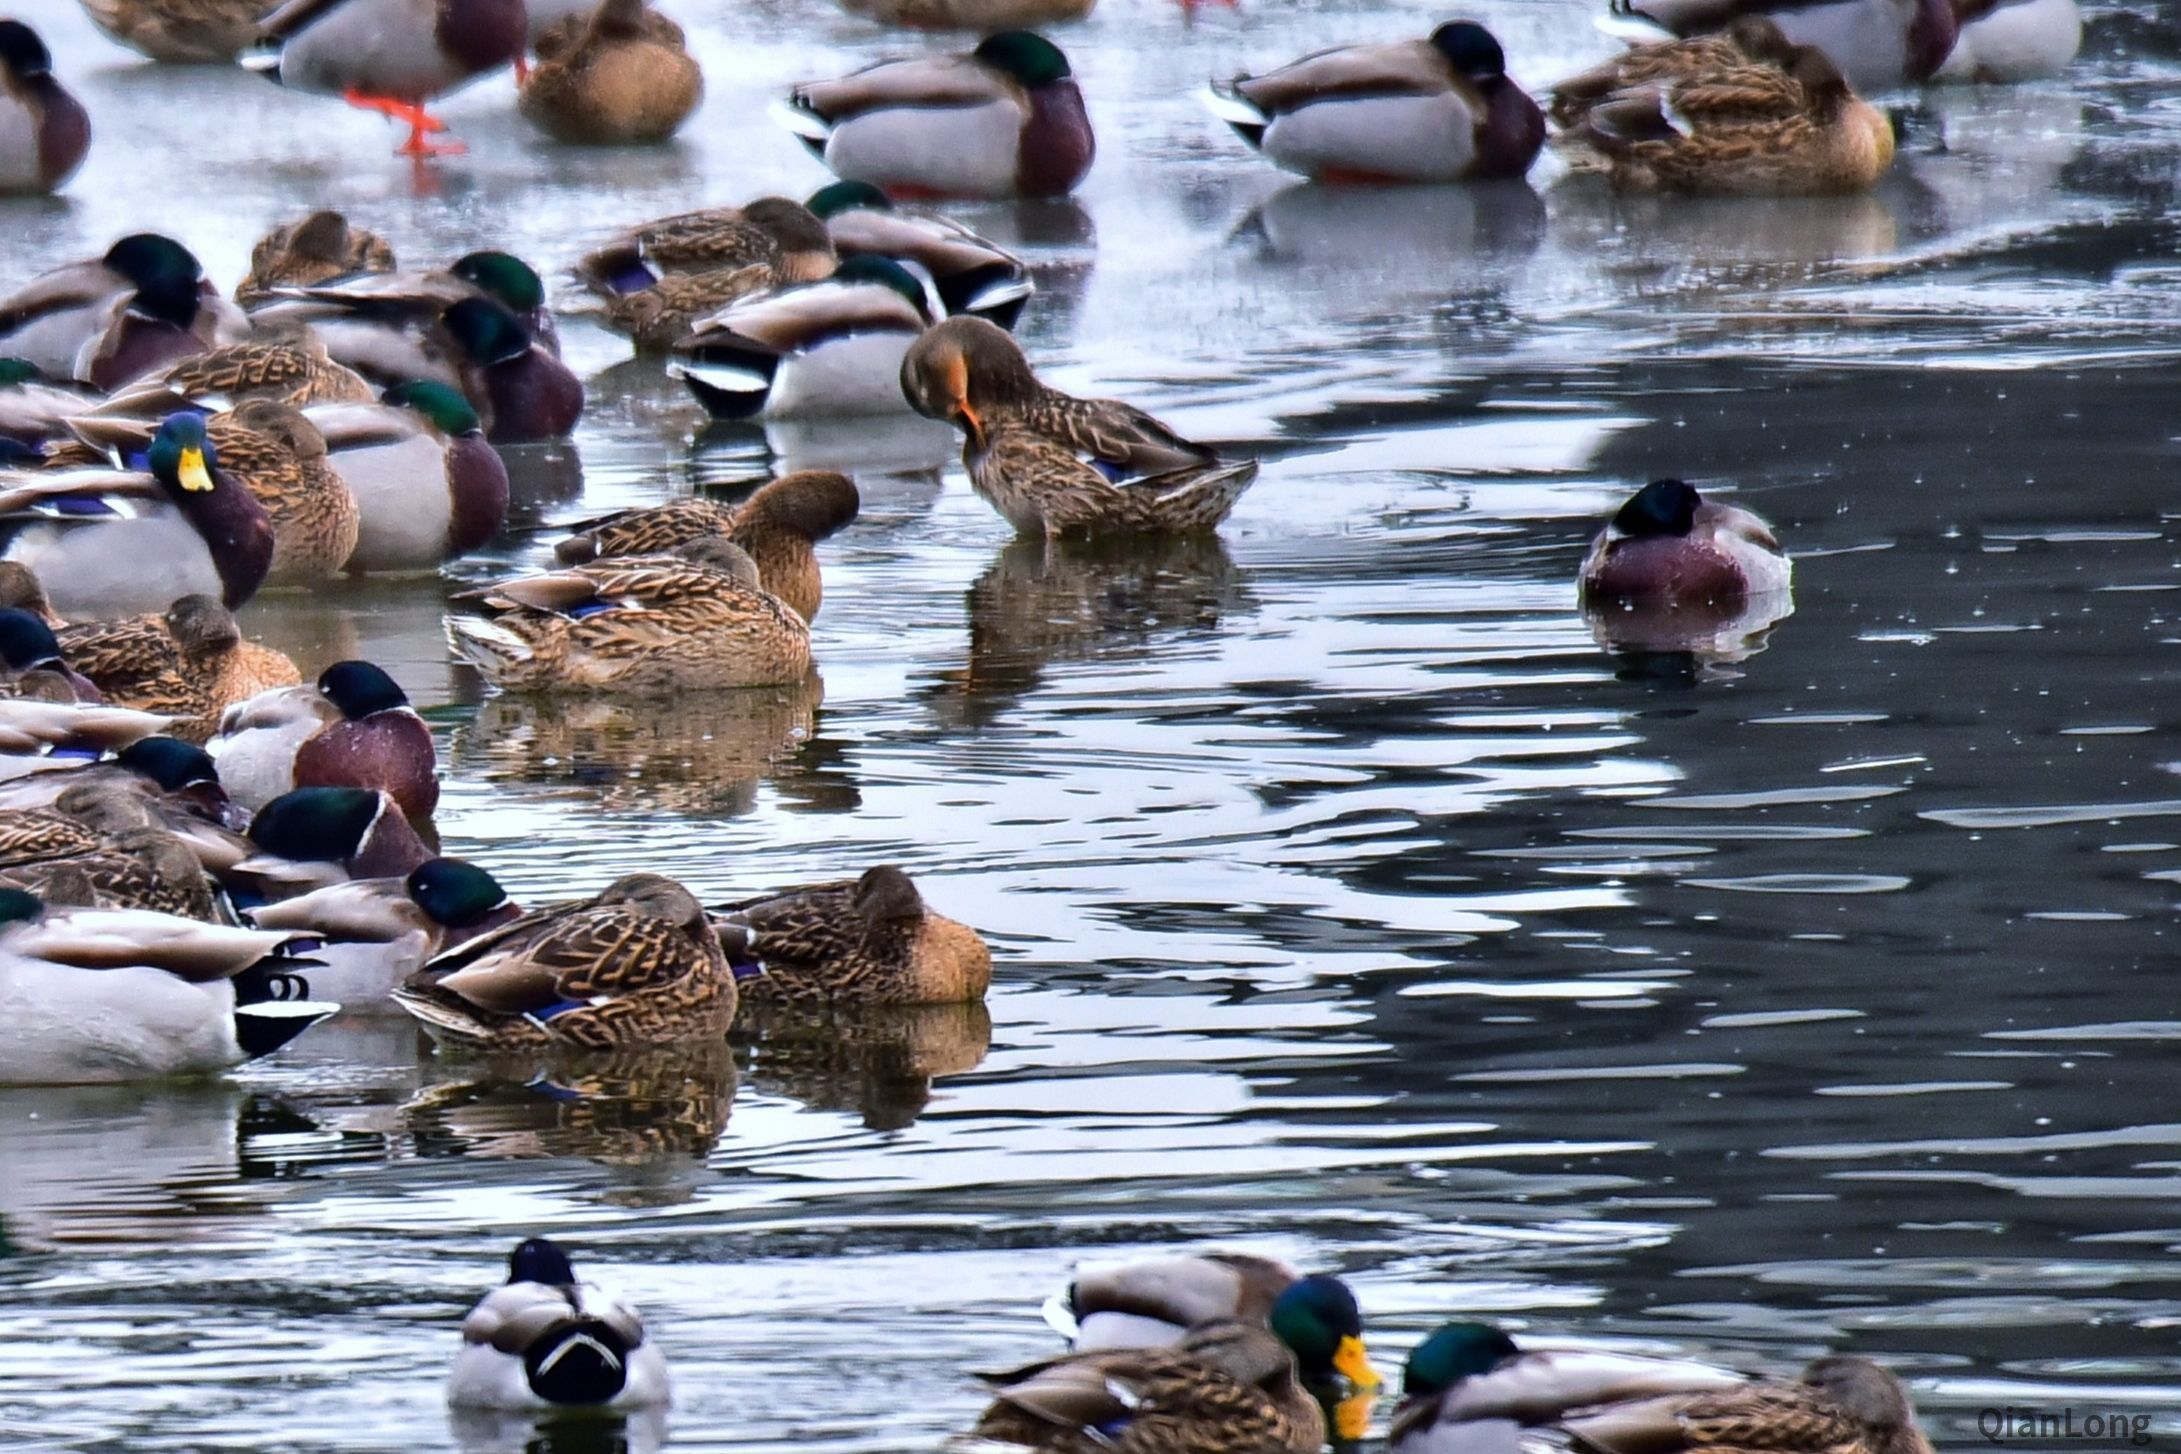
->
[454,676,823,815]
[924,534,1252,728]
[450,1405,666,1454]
[402,1040,737,1172]
[1239,180,1545,274]
[736,998,992,1131]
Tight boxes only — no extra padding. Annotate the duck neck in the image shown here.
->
[176,479,276,608]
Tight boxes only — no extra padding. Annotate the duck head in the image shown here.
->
[853,864,924,924]
[742,470,860,543]
[1611,477,1703,539]
[508,1236,578,1286]
[742,198,837,277]
[974,30,1072,89]
[899,315,1038,447]
[450,252,547,318]
[1401,1321,1519,1399]
[104,234,205,330]
[1269,1274,1380,1393]
[0,21,53,82]
[116,736,221,792]
[317,659,411,720]
[164,594,242,658]
[1430,20,1507,81]
[147,411,218,497]
[0,607,64,673]
[406,858,510,931]
[382,379,483,438]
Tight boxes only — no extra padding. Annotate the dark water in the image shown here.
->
[7,0,2181,1449]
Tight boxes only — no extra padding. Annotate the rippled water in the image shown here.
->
[8,0,2181,1449]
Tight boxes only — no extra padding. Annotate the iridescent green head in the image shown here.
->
[974,31,1071,86]
[1268,1275,1380,1391]
[382,380,481,437]
[451,252,546,314]
[1401,1322,1519,1397]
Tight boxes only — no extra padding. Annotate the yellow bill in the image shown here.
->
[1332,1388,1376,1442]
[177,445,213,493]
[1333,1333,1381,1390]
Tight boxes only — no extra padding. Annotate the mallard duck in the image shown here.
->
[711,864,990,1006]
[901,316,1259,536]
[91,331,376,418]
[440,299,583,444]
[393,872,740,1050]
[1554,1356,1934,1454]
[0,787,155,863]
[777,31,1094,200]
[553,469,860,623]
[77,0,272,61]
[234,211,398,309]
[210,660,439,826]
[1598,0,1956,92]
[257,250,561,371]
[1386,1322,1747,1453]
[0,360,97,451]
[0,412,277,617]
[0,22,89,198]
[1554,33,1894,195]
[1052,1259,1379,1413]
[519,0,703,145]
[68,401,362,584]
[249,0,527,158]
[1578,478,1791,606]
[671,256,934,420]
[1391,1326,1927,1454]
[574,198,836,351]
[248,856,515,1001]
[1937,0,2077,82]
[0,887,336,1084]
[447,538,813,693]
[806,181,1033,329]
[0,825,219,919]
[1205,22,1544,185]
[0,608,102,702]
[306,381,508,573]
[972,1319,1325,1454]
[833,0,1093,31]
[50,594,300,735]
[449,1238,671,1410]
[0,235,248,390]
[232,785,432,903]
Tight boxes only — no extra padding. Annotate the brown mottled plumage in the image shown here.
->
[1552,31,1894,195]
[1557,1357,1934,1454]
[575,198,837,349]
[973,1320,1326,1454]
[0,826,218,919]
[520,0,704,146]
[55,594,300,736]
[1547,18,1795,127]
[553,496,736,564]
[236,211,398,309]
[714,864,991,1006]
[445,538,813,692]
[91,332,377,416]
[901,317,1257,537]
[552,471,859,622]
[391,873,739,1050]
[76,0,268,61]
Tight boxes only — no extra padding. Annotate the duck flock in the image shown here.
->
[0,0,2091,1447]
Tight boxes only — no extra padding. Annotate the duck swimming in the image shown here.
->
[1578,478,1791,606]
[448,1237,670,1410]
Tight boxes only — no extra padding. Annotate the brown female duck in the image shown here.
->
[711,865,991,1006]
[235,211,398,309]
[391,873,741,1050]
[519,0,704,146]
[901,316,1257,536]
